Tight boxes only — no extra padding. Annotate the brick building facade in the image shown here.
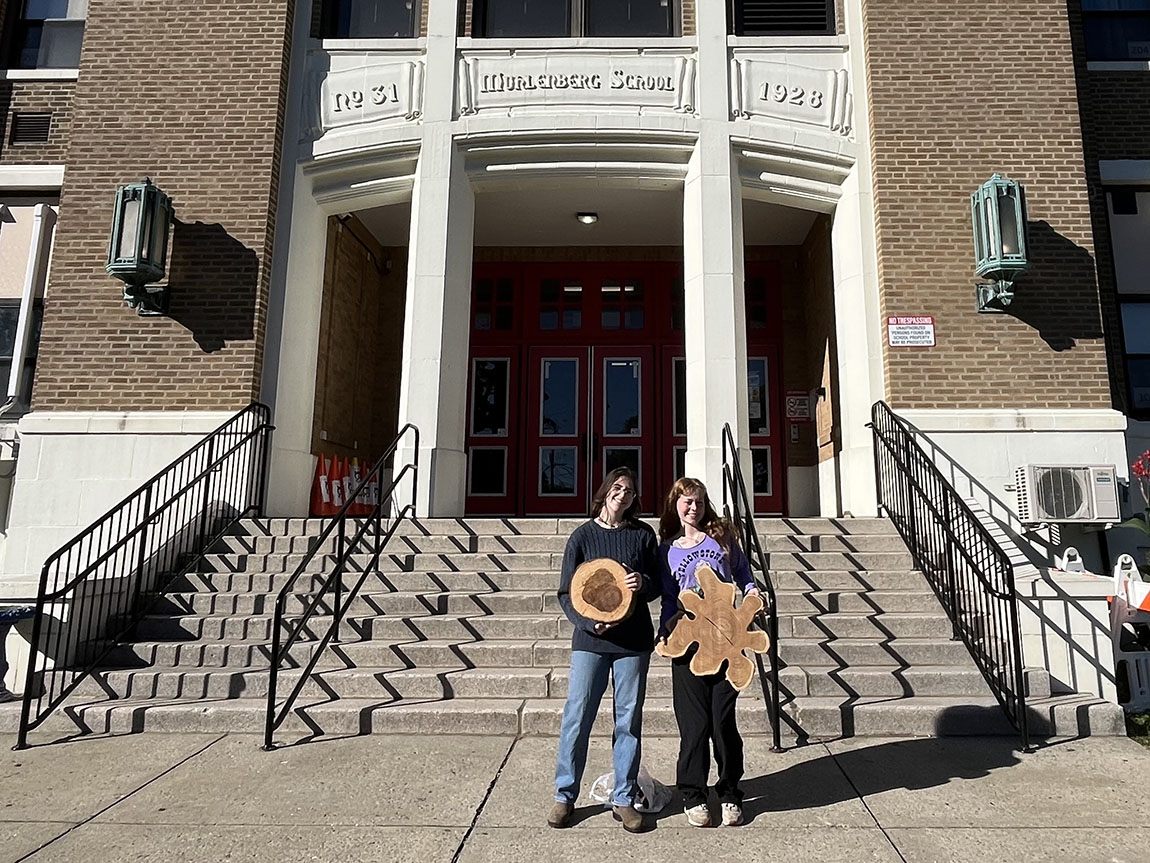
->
[0,0,1144,581]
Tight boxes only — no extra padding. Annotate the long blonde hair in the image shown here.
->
[658,477,741,550]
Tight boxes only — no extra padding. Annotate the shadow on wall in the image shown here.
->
[166,220,258,353]
[1008,221,1103,352]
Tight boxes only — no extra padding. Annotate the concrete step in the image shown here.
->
[230,516,901,539]
[131,609,956,645]
[0,691,1120,740]
[761,534,910,552]
[768,551,917,571]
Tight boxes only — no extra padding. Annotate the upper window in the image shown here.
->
[728,0,834,36]
[474,0,675,38]
[6,0,86,69]
[1107,188,1150,417]
[1083,1,1150,61]
[319,0,419,38]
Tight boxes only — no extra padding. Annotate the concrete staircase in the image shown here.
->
[0,517,1124,741]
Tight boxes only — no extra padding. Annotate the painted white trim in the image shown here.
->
[1087,61,1150,72]
[0,68,78,80]
[727,36,848,49]
[322,38,426,52]
[18,410,238,435]
[1099,160,1150,185]
[896,408,1128,433]
[0,165,64,189]
[457,37,695,51]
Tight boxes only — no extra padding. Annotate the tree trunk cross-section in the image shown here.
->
[655,563,770,690]
[571,558,635,623]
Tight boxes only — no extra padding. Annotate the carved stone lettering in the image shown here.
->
[319,60,424,133]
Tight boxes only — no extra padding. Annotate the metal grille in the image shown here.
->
[730,0,834,35]
[11,113,51,144]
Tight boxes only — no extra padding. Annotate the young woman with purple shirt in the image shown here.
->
[656,477,761,828]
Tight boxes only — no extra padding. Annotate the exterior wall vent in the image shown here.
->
[1015,464,1120,524]
[11,112,52,145]
[730,0,834,35]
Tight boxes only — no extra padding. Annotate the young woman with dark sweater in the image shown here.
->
[548,467,660,834]
[657,477,761,828]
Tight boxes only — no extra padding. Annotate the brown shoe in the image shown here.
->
[613,804,647,833]
[548,801,574,828]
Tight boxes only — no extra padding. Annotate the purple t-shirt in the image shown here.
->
[658,533,754,631]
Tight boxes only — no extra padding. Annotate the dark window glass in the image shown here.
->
[496,279,515,303]
[541,359,578,436]
[1112,189,1140,216]
[672,358,686,436]
[624,309,644,330]
[1129,357,1150,414]
[469,449,507,495]
[0,302,41,409]
[540,309,559,330]
[540,279,560,303]
[494,306,514,330]
[602,309,621,330]
[747,358,769,436]
[481,0,570,37]
[674,447,685,480]
[604,359,640,435]
[320,0,418,38]
[586,0,672,36]
[540,447,578,495]
[1082,4,1150,60]
[8,0,85,69]
[751,447,772,496]
[604,448,640,488]
[562,310,582,330]
[471,359,509,435]
[474,311,492,330]
[476,279,493,302]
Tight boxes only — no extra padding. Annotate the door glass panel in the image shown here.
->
[471,359,509,435]
[602,309,621,329]
[540,310,559,330]
[540,447,578,495]
[672,357,686,436]
[625,308,644,330]
[674,446,686,481]
[604,359,641,435]
[604,447,640,488]
[469,448,507,496]
[541,359,578,436]
[747,358,769,436]
[752,447,772,496]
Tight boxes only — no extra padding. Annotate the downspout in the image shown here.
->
[0,202,56,421]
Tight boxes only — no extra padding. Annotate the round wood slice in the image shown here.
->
[571,558,635,624]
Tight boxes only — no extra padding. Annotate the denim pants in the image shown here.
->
[554,650,650,807]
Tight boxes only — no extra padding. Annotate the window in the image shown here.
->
[319,0,419,38]
[1108,188,1150,416]
[1083,1,1150,61]
[728,0,834,36]
[6,1,86,69]
[0,301,42,411]
[474,0,675,38]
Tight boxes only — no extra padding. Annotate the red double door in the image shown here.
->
[464,261,784,516]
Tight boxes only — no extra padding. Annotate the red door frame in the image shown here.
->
[744,260,787,515]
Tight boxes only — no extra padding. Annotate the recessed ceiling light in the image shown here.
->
[576,212,598,225]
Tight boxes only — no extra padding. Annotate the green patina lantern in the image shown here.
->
[106,178,174,316]
[970,173,1029,313]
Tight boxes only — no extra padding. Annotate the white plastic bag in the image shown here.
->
[588,764,672,813]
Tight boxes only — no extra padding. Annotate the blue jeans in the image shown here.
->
[554,650,649,807]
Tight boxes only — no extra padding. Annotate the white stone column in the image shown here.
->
[394,0,474,516]
[682,3,750,496]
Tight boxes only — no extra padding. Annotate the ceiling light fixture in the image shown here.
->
[576,212,598,225]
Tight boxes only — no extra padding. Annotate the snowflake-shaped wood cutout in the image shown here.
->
[656,563,770,691]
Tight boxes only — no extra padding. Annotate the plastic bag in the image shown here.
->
[588,764,673,813]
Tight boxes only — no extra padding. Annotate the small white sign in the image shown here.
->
[887,315,936,348]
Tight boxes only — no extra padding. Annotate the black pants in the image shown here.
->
[671,656,744,807]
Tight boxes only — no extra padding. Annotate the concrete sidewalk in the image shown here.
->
[2,733,1147,863]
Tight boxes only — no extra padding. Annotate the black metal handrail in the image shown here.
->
[14,403,274,749]
[721,422,783,752]
[869,401,1030,750]
[262,424,419,749]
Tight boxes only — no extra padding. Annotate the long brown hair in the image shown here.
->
[658,476,740,549]
[589,467,642,524]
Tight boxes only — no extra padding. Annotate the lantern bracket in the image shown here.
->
[976,279,1015,314]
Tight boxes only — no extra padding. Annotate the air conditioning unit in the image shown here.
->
[1015,464,1120,524]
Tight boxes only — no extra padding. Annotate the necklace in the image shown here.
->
[596,516,623,530]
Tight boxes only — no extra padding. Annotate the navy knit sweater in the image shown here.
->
[557,519,661,656]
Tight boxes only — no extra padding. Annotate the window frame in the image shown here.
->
[471,0,681,39]
[0,298,43,414]
[4,1,88,71]
[317,0,422,39]
[1106,186,1150,419]
[1081,2,1150,62]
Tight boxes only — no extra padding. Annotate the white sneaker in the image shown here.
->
[721,802,743,826]
[685,803,711,827]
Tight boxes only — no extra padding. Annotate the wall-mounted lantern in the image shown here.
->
[970,173,1029,314]
[106,178,173,316]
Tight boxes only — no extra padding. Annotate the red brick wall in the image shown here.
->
[862,1,1111,409]
[32,0,295,412]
